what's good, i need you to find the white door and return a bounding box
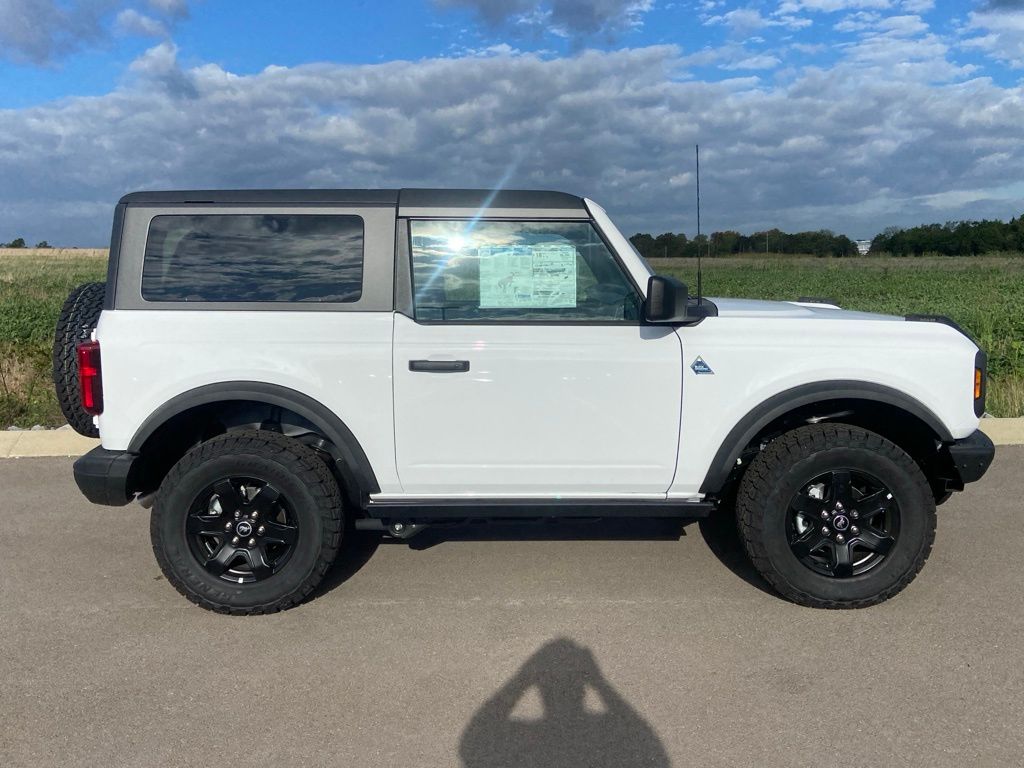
[391,218,683,498]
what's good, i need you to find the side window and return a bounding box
[409,220,641,322]
[142,214,364,303]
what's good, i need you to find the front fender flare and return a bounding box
[698,380,954,495]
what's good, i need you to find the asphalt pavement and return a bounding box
[2,450,1022,767]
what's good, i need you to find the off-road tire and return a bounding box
[52,281,106,436]
[151,430,343,615]
[736,423,936,608]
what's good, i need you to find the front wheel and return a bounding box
[151,431,343,614]
[736,424,936,608]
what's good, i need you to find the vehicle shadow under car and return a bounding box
[313,507,774,600]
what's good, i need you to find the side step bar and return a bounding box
[361,498,715,521]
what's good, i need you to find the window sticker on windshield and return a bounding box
[478,243,577,308]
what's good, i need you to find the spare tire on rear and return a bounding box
[52,282,106,437]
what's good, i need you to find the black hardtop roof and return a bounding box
[118,188,586,210]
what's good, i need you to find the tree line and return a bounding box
[8,212,1023,256]
[629,229,860,258]
[630,212,1024,259]
[869,216,1024,256]
[1,238,50,248]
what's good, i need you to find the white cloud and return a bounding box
[127,40,194,96]
[978,0,1024,10]
[834,10,926,35]
[790,42,827,53]
[877,14,928,36]
[147,0,188,17]
[435,0,654,39]
[678,42,783,69]
[115,9,167,37]
[840,29,973,82]
[824,6,970,83]
[705,7,812,33]
[2,44,1023,244]
[0,0,189,65]
[920,182,1024,211]
[721,53,782,69]
[834,11,882,32]
[0,0,106,65]
[962,3,1024,69]
[777,0,892,11]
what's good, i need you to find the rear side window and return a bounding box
[142,214,364,303]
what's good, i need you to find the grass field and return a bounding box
[1,250,1021,426]
[1,249,107,427]
[653,256,1024,417]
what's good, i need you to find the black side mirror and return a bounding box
[645,275,691,323]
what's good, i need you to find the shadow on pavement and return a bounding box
[312,511,774,600]
[698,506,775,597]
[459,638,671,767]
[389,513,774,596]
[312,528,381,597]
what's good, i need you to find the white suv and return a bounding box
[59,188,994,614]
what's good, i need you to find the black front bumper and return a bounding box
[73,447,138,506]
[944,429,995,486]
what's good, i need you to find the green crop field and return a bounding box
[653,255,1024,417]
[1,250,1021,427]
[1,249,107,427]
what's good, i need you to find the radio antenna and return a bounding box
[695,144,703,306]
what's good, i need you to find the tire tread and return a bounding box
[150,430,343,615]
[735,423,936,609]
[52,281,105,437]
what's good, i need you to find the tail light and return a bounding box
[76,340,103,415]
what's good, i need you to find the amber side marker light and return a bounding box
[973,349,987,417]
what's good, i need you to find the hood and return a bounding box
[709,297,902,322]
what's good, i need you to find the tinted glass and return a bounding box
[409,220,641,322]
[142,214,363,303]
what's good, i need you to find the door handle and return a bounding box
[408,359,470,373]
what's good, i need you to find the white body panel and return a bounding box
[95,310,404,494]
[391,313,683,496]
[666,307,980,498]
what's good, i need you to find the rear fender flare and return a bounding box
[129,381,380,500]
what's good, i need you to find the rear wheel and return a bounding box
[736,424,935,608]
[151,431,343,614]
[52,282,105,436]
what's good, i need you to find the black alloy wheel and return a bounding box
[186,477,300,584]
[787,469,900,579]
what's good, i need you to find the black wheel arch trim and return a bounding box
[699,380,954,495]
[128,381,381,500]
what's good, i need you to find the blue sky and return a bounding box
[1,0,1023,244]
